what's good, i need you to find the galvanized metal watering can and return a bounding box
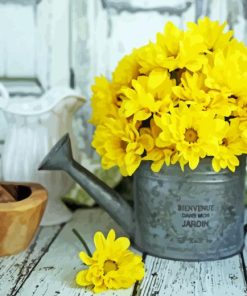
[39,134,246,261]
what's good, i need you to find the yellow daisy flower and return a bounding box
[212,119,245,172]
[92,115,144,176]
[140,119,179,172]
[187,17,233,52]
[148,69,176,111]
[76,229,145,293]
[155,104,225,170]
[176,30,207,72]
[120,76,157,121]
[172,71,210,105]
[206,91,235,117]
[155,21,183,71]
[90,76,118,125]
[136,42,164,74]
[204,48,247,101]
[137,21,206,73]
[155,21,207,72]
[135,22,183,74]
[112,52,140,87]
[173,71,234,116]
[120,70,175,121]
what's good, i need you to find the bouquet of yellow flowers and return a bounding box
[90,17,247,176]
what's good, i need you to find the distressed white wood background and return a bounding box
[0,208,247,296]
[1,0,247,152]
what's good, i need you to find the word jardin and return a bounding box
[182,220,209,228]
[90,17,247,176]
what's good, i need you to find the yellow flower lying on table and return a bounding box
[75,229,145,293]
[91,17,247,175]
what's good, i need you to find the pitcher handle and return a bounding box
[0,83,9,109]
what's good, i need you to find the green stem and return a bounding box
[72,228,92,257]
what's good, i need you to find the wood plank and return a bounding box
[137,255,247,296]
[3,207,247,296]
[16,208,136,296]
[0,225,62,296]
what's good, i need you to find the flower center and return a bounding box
[103,260,118,274]
[229,94,237,100]
[121,140,127,150]
[222,138,228,146]
[184,128,198,143]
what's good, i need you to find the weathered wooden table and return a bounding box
[1,208,247,296]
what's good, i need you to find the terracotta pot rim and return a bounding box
[0,182,48,211]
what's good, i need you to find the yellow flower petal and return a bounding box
[92,275,104,287]
[107,229,116,242]
[79,251,93,265]
[93,283,107,294]
[148,69,168,90]
[188,156,199,170]
[76,270,91,286]
[212,158,220,172]
[228,164,236,172]
[94,232,106,251]
[229,155,239,166]
[135,109,152,121]
[114,237,130,251]
[151,159,165,172]
[139,134,154,151]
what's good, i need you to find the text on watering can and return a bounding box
[178,205,215,228]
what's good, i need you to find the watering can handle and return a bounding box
[0,83,9,109]
[240,224,247,281]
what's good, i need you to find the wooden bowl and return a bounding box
[0,182,47,256]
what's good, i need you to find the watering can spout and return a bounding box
[38,134,135,238]
[38,134,73,171]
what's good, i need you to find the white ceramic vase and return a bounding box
[0,85,85,226]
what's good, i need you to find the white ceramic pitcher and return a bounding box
[0,84,85,225]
